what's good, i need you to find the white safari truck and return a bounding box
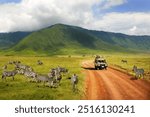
[94,56,108,70]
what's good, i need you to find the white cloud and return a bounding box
[0,0,100,32]
[130,26,137,32]
[100,0,127,9]
[89,12,150,35]
[0,0,150,35]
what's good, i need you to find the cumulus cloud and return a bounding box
[0,0,150,35]
[90,12,150,35]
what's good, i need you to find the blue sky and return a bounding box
[110,0,150,12]
[93,0,150,15]
[0,0,21,4]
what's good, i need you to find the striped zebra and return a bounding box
[132,65,144,79]
[2,70,18,80]
[15,63,27,70]
[58,67,68,74]
[50,68,62,86]
[24,70,37,79]
[71,74,78,92]
[35,74,54,87]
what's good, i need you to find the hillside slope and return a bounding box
[0,32,31,49]
[1,24,150,55]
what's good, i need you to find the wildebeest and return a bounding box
[37,60,43,65]
[71,74,78,92]
[121,60,127,64]
[2,70,18,80]
[132,65,144,79]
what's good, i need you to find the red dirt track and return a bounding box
[82,61,150,100]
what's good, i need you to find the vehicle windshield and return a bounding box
[96,60,105,62]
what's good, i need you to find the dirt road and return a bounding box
[82,61,150,100]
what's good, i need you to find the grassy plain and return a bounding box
[0,56,86,100]
[0,54,149,100]
[105,54,150,79]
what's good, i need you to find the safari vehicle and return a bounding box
[94,56,108,70]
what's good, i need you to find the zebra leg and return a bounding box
[2,75,5,80]
[49,81,54,88]
[142,73,144,79]
[12,76,14,80]
[72,84,75,92]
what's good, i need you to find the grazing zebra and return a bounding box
[121,60,127,63]
[55,73,62,85]
[35,75,54,87]
[58,67,68,73]
[24,70,37,79]
[17,69,25,75]
[52,68,62,85]
[2,70,18,80]
[15,63,27,70]
[37,60,43,65]
[71,74,78,92]
[132,65,144,79]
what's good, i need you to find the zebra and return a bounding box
[17,69,25,75]
[15,63,27,70]
[2,70,18,80]
[55,72,62,85]
[71,74,78,92]
[15,63,33,72]
[132,65,144,79]
[35,74,54,87]
[24,70,37,79]
[48,68,63,86]
[121,60,127,64]
[50,68,62,85]
[58,67,68,73]
[37,60,43,65]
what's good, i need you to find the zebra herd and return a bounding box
[121,59,145,79]
[1,60,78,92]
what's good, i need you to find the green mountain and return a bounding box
[0,32,31,49]
[1,24,150,55]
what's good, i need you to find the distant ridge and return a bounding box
[0,32,31,49]
[0,24,150,55]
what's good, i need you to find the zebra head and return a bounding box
[132,65,137,72]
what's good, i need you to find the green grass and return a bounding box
[0,54,149,100]
[0,56,87,100]
[105,53,150,79]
